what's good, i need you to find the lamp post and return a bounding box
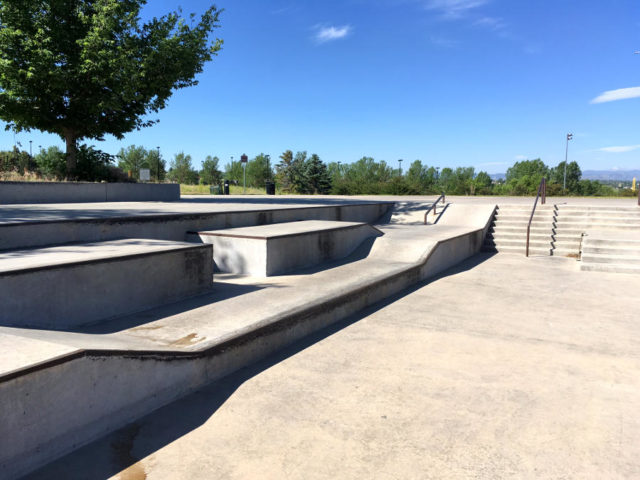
[563,133,573,193]
[156,146,160,182]
[29,140,32,159]
[398,159,403,176]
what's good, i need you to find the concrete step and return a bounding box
[188,220,382,276]
[581,254,640,265]
[557,205,640,213]
[582,246,640,256]
[0,239,213,329]
[491,226,552,234]
[583,238,640,248]
[551,248,580,258]
[483,245,551,256]
[556,219,640,227]
[581,263,640,274]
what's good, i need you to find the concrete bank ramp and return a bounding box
[0,202,496,479]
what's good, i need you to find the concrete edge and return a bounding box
[188,222,375,241]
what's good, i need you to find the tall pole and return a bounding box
[563,133,573,193]
[399,159,403,176]
[29,140,32,158]
[156,146,160,182]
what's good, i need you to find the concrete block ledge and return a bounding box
[0,181,179,204]
[0,223,488,479]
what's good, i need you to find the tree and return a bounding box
[549,161,581,194]
[304,154,332,194]
[246,153,274,188]
[275,150,295,193]
[117,145,148,180]
[473,171,493,195]
[167,152,198,184]
[34,146,66,179]
[224,159,243,184]
[200,156,222,185]
[0,2,223,177]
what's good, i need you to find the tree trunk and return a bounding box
[64,131,77,179]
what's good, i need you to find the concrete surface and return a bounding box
[191,220,383,276]
[0,201,391,251]
[25,252,640,480]
[0,182,179,204]
[0,239,213,329]
[0,204,495,478]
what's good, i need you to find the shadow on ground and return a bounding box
[24,252,496,480]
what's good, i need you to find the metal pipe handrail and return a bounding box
[526,177,546,257]
[424,192,446,225]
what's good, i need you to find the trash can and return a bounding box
[265,181,276,195]
[223,180,230,195]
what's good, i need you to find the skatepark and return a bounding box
[1,189,639,479]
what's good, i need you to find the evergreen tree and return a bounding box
[305,154,332,194]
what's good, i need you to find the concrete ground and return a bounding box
[2,194,637,224]
[28,252,640,480]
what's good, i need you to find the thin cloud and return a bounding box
[425,0,488,19]
[314,25,352,44]
[474,16,505,30]
[514,155,528,160]
[599,145,640,153]
[591,86,640,104]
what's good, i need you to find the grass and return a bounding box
[180,184,272,195]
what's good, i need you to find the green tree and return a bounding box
[167,152,198,184]
[246,153,274,188]
[34,146,66,179]
[147,149,166,182]
[275,150,295,193]
[549,161,581,194]
[224,159,243,184]
[200,155,222,185]
[304,154,332,194]
[405,160,437,194]
[473,171,493,195]
[0,1,222,177]
[503,159,549,195]
[117,145,148,180]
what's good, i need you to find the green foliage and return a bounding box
[473,171,493,195]
[303,154,332,194]
[0,1,223,176]
[200,155,222,185]
[167,152,198,184]
[405,160,437,194]
[117,145,166,181]
[549,161,581,194]
[223,159,243,184]
[0,147,35,174]
[246,153,274,188]
[34,146,65,179]
[74,144,117,182]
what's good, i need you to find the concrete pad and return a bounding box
[0,239,213,329]
[26,253,640,480]
[190,220,383,276]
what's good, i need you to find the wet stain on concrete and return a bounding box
[110,424,147,480]
[170,333,205,347]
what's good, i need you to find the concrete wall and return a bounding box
[0,243,213,330]
[0,182,179,204]
[0,203,391,251]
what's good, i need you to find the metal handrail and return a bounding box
[423,192,446,225]
[525,177,547,257]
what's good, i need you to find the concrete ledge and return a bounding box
[0,182,179,204]
[190,220,384,276]
[0,239,213,329]
[0,222,492,478]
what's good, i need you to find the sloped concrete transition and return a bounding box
[0,196,636,478]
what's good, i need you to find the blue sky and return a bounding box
[2,0,639,173]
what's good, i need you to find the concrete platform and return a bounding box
[189,220,383,276]
[0,239,213,330]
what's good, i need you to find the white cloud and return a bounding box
[314,25,352,43]
[514,155,528,160]
[599,145,640,153]
[425,0,488,18]
[591,86,640,104]
[473,16,505,30]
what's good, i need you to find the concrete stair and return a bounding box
[581,235,640,274]
[483,205,555,255]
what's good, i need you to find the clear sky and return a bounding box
[2,0,639,173]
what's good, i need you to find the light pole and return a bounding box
[563,133,573,193]
[398,159,403,176]
[156,146,160,182]
[29,140,32,159]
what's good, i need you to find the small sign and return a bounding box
[240,154,248,163]
[139,169,151,182]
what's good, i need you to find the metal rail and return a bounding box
[525,177,547,257]
[423,193,446,225]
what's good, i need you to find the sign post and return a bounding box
[241,154,248,194]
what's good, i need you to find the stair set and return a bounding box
[484,204,640,274]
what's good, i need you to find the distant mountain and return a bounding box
[582,170,640,181]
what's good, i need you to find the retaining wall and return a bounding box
[0,182,179,204]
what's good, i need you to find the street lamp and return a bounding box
[241,154,248,194]
[398,159,403,176]
[563,133,573,193]
[156,146,160,182]
[29,140,32,158]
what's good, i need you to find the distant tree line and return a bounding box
[0,145,635,197]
